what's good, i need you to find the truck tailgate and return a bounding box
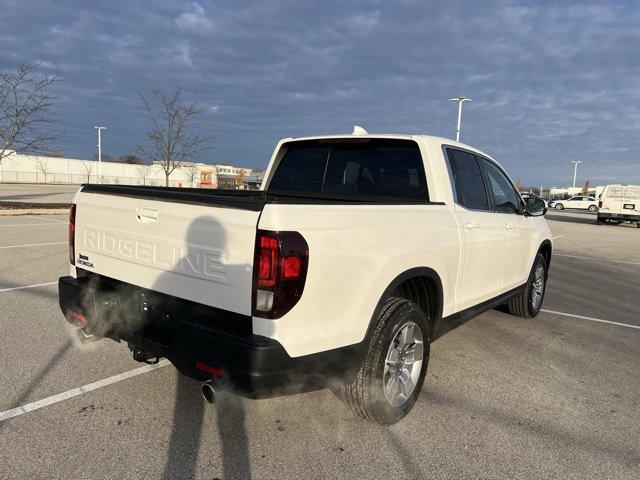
[73,187,262,315]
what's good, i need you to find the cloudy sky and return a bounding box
[2,0,639,186]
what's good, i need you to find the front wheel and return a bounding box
[341,297,430,425]
[589,205,598,212]
[507,253,547,318]
[555,203,564,210]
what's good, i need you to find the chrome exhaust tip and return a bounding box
[201,381,216,404]
[77,327,99,344]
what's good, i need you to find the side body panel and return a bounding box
[254,202,461,357]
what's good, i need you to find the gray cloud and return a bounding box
[2,0,639,186]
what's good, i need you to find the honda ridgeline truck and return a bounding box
[59,129,552,425]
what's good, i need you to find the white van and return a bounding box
[597,184,640,227]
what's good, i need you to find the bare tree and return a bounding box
[581,180,591,195]
[235,168,247,189]
[136,88,214,186]
[135,164,152,186]
[34,157,50,183]
[80,160,93,183]
[92,153,113,163]
[515,179,525,192]
[119,154,142,164]
[183,164,199,187]
[0,63,62,165]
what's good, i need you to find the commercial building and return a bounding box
[0,151,263,189]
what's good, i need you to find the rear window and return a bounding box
[267,139,428,201]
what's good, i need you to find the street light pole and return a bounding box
[571,160,581,191]
[449,96,471,142]
[94,126,106,184]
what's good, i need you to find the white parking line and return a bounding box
[0,360,170,423]
[542,309,640,330]
[0,282,57,293]
[0,242,66,250]
[28,216,67,223]
[554,253,640,266]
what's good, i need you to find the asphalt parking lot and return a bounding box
[0,183,78,203]
[0,209,638,479]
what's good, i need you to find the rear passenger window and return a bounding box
[446,149,489,210]
[268,139,428,201]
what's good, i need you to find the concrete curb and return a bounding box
[0,209,69,216]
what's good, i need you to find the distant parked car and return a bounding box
[549,196,598,212]
[597,184,640,227]
[521,193,548,210]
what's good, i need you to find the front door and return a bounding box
[479,158,536,290]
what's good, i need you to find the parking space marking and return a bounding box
[0,241,66,250]
[555,253,640,266]
[0,360,170,423]
[542,309,640,331]
[0,282,57,293]
[27,216,67,223]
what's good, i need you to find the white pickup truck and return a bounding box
[59,130,552,425]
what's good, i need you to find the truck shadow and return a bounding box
[6,338,72,410]
[544,213,596,224]
[155,215,252,479]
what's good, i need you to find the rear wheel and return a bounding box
[589,205,598,212]
[341,297,429,425]
[507,253,547,318]
[555,203,564,210]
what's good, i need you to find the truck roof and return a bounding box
[282,132,493,160]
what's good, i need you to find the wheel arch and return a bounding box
[537,239,553,274]
[366,267,444,341]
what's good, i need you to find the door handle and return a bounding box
[465,221,479,230]
[506,223,515,230]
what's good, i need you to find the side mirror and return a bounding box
[525,197,546,217]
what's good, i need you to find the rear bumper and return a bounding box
[598,212,640,222]
[59,274,360,398]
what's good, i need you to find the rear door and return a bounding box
[603,186,624,215]
[445,148,505,309]
[622,186,640,216]
[73,189,261,315]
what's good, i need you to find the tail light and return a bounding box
[69,204,76,265]
[598,200,603,208]
[252,230,308,319]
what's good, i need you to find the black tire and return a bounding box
[507,253,547,318]
[589,205,598,212]
[341,297,430,425]
[555,203,564,210]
